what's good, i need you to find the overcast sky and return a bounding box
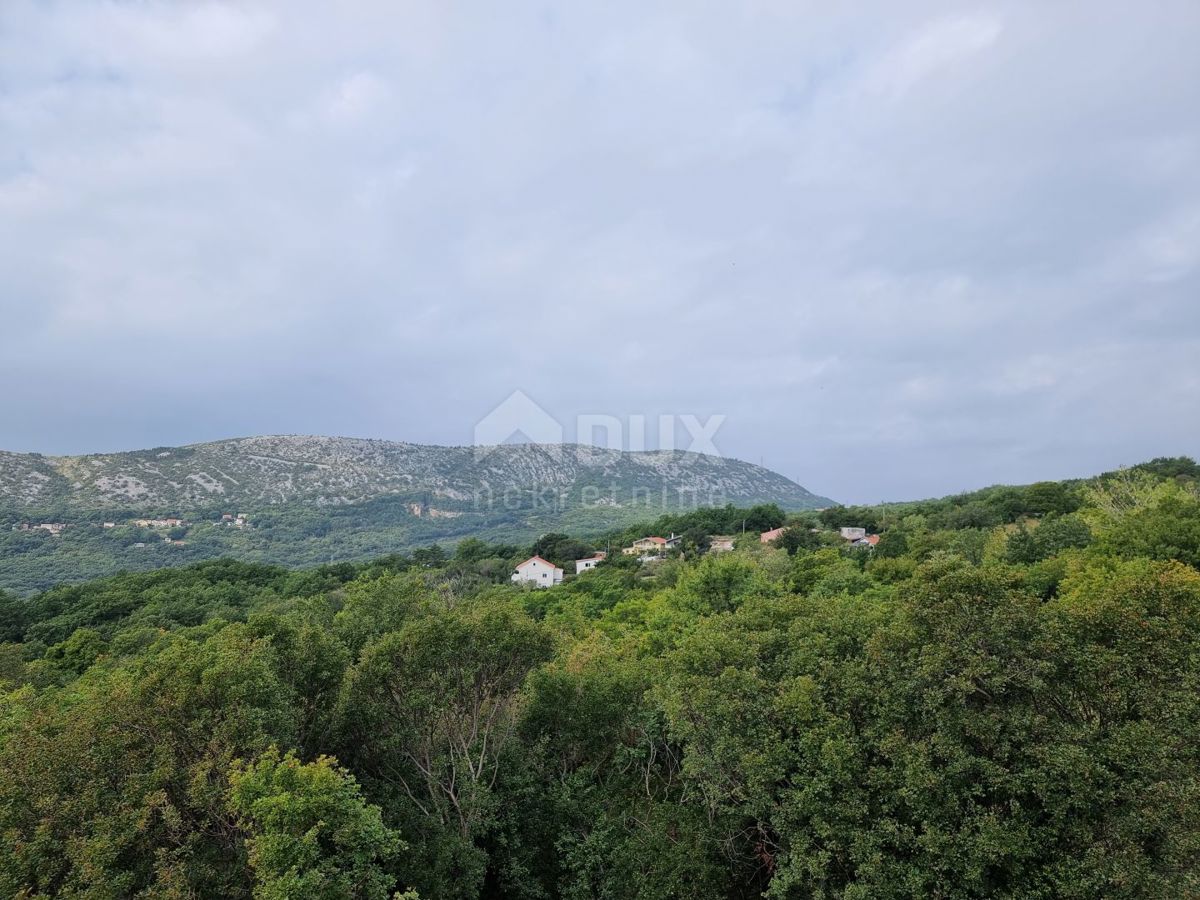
[2,2,1198,503]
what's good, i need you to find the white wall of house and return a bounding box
[512,557,563,587]
[576,557,602,574]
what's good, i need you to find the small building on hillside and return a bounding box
[709,536,735,553]
[625,536,667,555]
[850,534,880,549]
[575,552,606,574]
[133,517,186,529]
[760,527,786,544]
[839,526,867,541]
[664,533,682,549]
[512,556,564,588]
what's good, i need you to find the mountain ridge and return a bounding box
[0,434,834,513]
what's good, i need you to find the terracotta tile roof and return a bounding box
[518,555,562,571]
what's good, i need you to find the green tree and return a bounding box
[411,544,448,567]
[874,527,910,558]
[1024,479,1080,516]
[682,525,712,555]
[774,525,821,556]
[453,537,492,564]
[228,747,406,900]
[0,625,294,897]
[531,532,592,569]
[42,626,108,676]
[337,598,553,898]
[0,590,26,643]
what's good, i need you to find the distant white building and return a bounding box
[575,552,606,574]
[512,556,563,588]
[839,527,867,541]
[709,536,735,553]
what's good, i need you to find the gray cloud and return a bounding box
[2,0,1198,502]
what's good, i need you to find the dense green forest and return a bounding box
[2,458,1200,898]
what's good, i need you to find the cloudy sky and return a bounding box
[2,1,1198,503]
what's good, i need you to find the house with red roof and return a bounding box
[631,536,667,551]
[760,527,786,544]
[512,555,563,587]
[575,551,607,574]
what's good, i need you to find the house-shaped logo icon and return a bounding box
[473,390,563,461]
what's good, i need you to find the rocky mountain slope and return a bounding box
[0,436,832,514]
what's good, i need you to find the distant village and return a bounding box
[11,511,879,583]
[10,512,250,547]
[512,524,880,588]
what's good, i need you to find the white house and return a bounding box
[512,555,564,588]
[839,527,867,541]
[575,552,606,574]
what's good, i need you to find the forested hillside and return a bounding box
[0,436,831,595]
[2,459,1199,897]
